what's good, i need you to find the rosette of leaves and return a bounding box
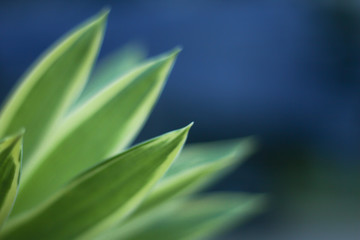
[0,10,265,240]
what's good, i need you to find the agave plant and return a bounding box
[0,10,264,240]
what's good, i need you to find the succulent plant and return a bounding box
[0,10,264,240]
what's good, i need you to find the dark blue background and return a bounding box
[1,0,360,239]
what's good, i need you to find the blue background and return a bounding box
[1,0,360,239]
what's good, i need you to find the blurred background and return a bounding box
[1,0,360,239]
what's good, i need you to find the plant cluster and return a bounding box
[0,10,264,240]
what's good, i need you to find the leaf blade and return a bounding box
[13,49,180,216]
[0,10,107,166]
[101,193,266,240]
[0,124,191,240]
[130,138,257,218]
[0,132,23,227]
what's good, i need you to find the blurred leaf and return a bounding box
[130,138,257,218]
[0,132,23,227]
[76,42,147,105]
[0,10,107,165]
[1,124,192,240]
[13,48,180,216]
[101,193,266,240]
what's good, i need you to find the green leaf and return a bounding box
[100,193,266,240]
[130,138,257,219]
[13,48,180,216]
[0,10,107,166]
[1,124,192,240]
[76,42,147,106]
[0,132,23,227]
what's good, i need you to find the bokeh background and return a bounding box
[1,0,360,239]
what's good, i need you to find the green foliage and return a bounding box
[103,193,265,240]
[0,10,264,240]
[0,132,23,228]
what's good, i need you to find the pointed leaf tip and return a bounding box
[175,122,193,137]
[96,8,110,22]
[157,47,182,64]
[170,46,182,57]
[100,7,111,16]
[184,122,194,131]
[1,131,24,148]
[87,9,109,29]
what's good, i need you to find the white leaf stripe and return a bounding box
[0,133,23,227]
